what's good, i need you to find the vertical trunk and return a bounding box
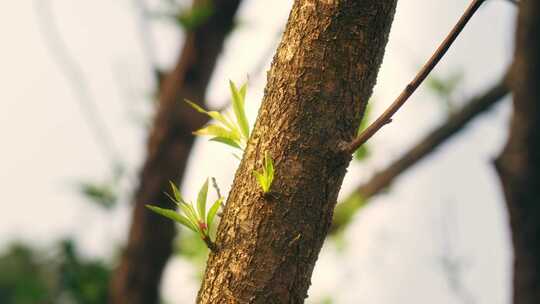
[109,1,241,303]
[197,1,397,303]
[495,1,540,303]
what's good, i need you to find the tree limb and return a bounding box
[331,77,509,233]
[344,0,487,154]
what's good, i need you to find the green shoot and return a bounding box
[146,178,223,251]
[186,81,250,150]
[253,152,274,194]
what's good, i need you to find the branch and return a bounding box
[344,0,487,154]
[331,77,509,233]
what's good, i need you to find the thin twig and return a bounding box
[211,177,223,198]
[211,177,226,211]
[330,76,509,233]
[344,0,487,154]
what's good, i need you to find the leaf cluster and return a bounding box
[186,81,250,151]
[149,81,276,250]
[146,179,222,249]
[253,152,274,194]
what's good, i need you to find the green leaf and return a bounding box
[207,197,222,230]
[253,153,275,193]
[239,83,247,105]
[265,152,274,181]
[194,125,241,144]
[184,99,206,114]
[253,170,268,193]
[210,137,242,150]
[169,181,183,203]
[146,205,198,232]
[197,179,209,220]
[208,111,235,130]
[185,99,235,130]
[229,80,250,139]
[178,201,200,230]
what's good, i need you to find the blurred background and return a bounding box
[0,0,516,303]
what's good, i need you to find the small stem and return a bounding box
[211,177,222,198]
[211,177,226,210]
[203,236,218,252]
[344,0,486,154]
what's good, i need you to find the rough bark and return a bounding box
[109,1,242,303]
[197,1,397,303]
[495,1,540,303]
[331,78,509,233]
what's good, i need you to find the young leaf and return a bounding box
[210,137,242,150]
[253,153,275,193]
[185,99,235,130]
[265,152,274,186]
[194,125,240,142]
[253,170,268,193]
[197,179,209,220]
[239,82,247,105]
[229,80,250,139]
[207,197,223,230]
[169,181,183,203]
[146,205,198,233]
[178,201,200,229]
[184,99,206,113]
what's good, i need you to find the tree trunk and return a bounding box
[494,1,540,303]
[109,1,242,303]
[197,1,397,303]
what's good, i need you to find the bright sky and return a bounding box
[0,0,516,303]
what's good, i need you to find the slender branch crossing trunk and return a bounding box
[109,1,242,303]
[495,1,540,303]
[331,78,509,233]
[197,1,397,303]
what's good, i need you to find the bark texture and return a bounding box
[495,1,540,303]
[331,78,509,233]
[109,1,241,303]
[197,1,397,303]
